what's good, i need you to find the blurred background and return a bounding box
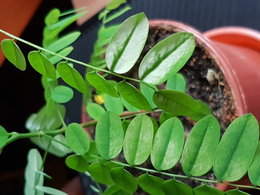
[0,0,259,194]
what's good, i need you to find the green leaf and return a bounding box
[95,112,124,159]
[159,112,176,124]
[104,185,129,195]
[106,13,149,74]
[166,73,186,92]
[151,118,184,170]
[225,189,250,195]
[82,141,99,163]
[48,46,74,64]
[123,114,154,165]
[121,98,139,112]
[51,85,74,103]
[36,186,67,195]
[104,94,124,115]
[139,32,195,84]
[86,72,118,97]
[193,185,224,195]
[28,51,56,79]
[214,114,259,182]
[88,162,114,185]
[45,8,60,26]
[46,31,81,53]
[1,39,26,71]
[162,179,193,195]
[98,25,120,39]
[106,0,126,10]
[65,154,89,172]
[24,149,44,195]
[0,126,9,148]
[104,6,131,24]
[181,115,220,176]
[140,83,157,109]
[153,90,211,121]
[65,123,90,155]
[137,174,164,195]
[86,103,106,120]
[117,81,151,111]
[110,167,138,194]
[57,62,87,93]
[248,142,260,186]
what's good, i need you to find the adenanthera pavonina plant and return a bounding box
[0,1,260,195]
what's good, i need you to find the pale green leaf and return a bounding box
[48,46,74,64]
[45,8,60,26]
[166,73,186,92]
[65,154,89,172]
[36,186,67,195]
[106,0,126,10]
[51,85,74,103]
[104,94,124,114]
[86,103,106,120]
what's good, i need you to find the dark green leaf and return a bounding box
[48,46,74,64]
[139,32,195,84]
[95,112,124,159]
[225,189,250,195]
[214,114,259,182]
[153,90,211,121]
[162,179,193,195]
[88,162,114,185]
[166,73,186,92]
[86,72,118,97]
[140,83,157,109]
[137,174,164,195]
[248,142,260,186]
[1,39,26,71]
[106,0,126,10]
[28,51,56,79]
[117,81,151,111]
[36,186,67,195]
[65,123,90,155]
[193,185,224,195]
[104,94,124,114]
[106,13,149,74]
[110,167,138,194]
[57,62,87,93]
[65,154,89,172]
[51,85,74,103]
[86,103,106,120]
[123,114,154,165]
[151,118,184,170]
[0,126,8,148]
[182,115,220,176]
[45,8,60,26]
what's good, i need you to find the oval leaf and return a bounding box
[104,184,129,195]
[65,123,90,155]
[65,154,89,172]
[123,114,154,165]
[166,73,186,92]
[104,94,124,114]
[88,162,114,185]
[181,115,220,176]
[51,85,74,103]
[138,32,195,84]
[193,185,224,195]
[117,81,151,111]
[86,103,106,120]
[95,112,124,159]
[153,90,211,121]
[0,126,9,148]
[214,114,259,182]
[137,174,164,195]
[86,72,118,97]
[28,51,56,79]
[106,13,149,74]
[162,179,193,195]
[151,118,184,170]
[248,142,260,186]
[57,62,87,93]
[110,167,138,194]
[1,39,26,70]
[140,83,157,109]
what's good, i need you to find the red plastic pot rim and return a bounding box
[204,26,260,52]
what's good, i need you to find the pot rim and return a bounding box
[149,19,246,117]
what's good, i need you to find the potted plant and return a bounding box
[0,1,259,195]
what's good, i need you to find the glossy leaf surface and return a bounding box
[106,13,148,74]
[166,73,186,92]
[162,179,193,195]
[86,103,106,120]
[153,90,211,121]
[193,185,224,195]
[137,174,164,195]
[139,32,195,84]
[151,118,184,170]
[95,112,124,159]
[214,114,259,181]
[65,123,90,155]
[123,115,154,165]
[110,167,138,194]
[51,85,74,103]
[248,142,260,186]
[65,154,89,172]
[182,115,220,176]
[57,62,87,93]
[86,72,118,97]
[1,39,26,71]
[117,81,151,111]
